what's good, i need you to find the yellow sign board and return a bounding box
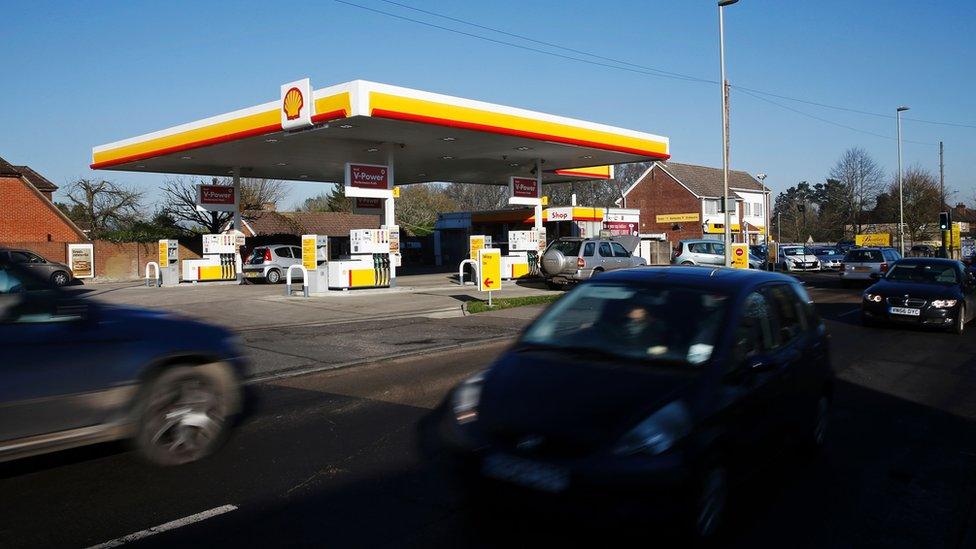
[704,222,741,234]
[855,233,890,247]
[656,213,700,224]
[946,222,962,250]
[469,235,486,260]
[730,243,750,269]
[478,248,502,292]
[392,186,401,198]
[158,241,168,265]
[302,235,317,271]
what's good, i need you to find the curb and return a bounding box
[245,335,513,385]
[233,305,466,333]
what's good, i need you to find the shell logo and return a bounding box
[283,87,304,121]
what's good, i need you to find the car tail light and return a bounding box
[577,257,585,268]
[264,249,273,262]
[880,262,888,273]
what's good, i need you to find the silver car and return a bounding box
[840,247,902,285]
[243,244,304,284]
[541,237,646,289]
[777,246,821,272]
[671,239,726,266]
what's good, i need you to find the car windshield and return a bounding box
[521,283,729,366]
[816,248,839,255]
[886,263,959,285]
[549,240,582,256]
[783,247,808,256]
[846,250,883,262]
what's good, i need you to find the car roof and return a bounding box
[894,257,960,267]
[591,265,797,293]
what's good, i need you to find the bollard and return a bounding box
[458,259,478,286]
[285,265,309,298]
[145,262,161,287]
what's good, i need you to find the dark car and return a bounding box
[0,248,74,287]
[861,258,976,334]
[0,255,247,465]
[425,267,833,539]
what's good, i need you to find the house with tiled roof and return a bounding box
[0,156,87,244]
[621,161,772,244]
[226,210,380,238]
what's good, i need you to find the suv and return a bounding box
[840,247,902,285]
[0,248,74,287]
[541,237,646,289]
[243,244,304,284]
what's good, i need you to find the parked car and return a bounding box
[777,245,821,272]
[0,248,74,287]
[836,240,855,253]
[861,258,976,334]
[750,244,768,259]
[810,247,844,270]
[840,247,901,285]
[672,239,725,266]
[909,244,936,257]
[424,267,833,540]
[0,256,247,465]
[243,244,304,284]
[541,237,646,290]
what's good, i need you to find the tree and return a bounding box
[395,184,457,236]
[443,183,507,211]
[772,181,818,243]
[100,210,184,243]
[160,176,290,233]
[876,165,940,244]
[828,147,885,235]
[65,179,144,238]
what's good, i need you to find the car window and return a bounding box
[583,242,595,257]
[731,291,774,367]
[291,247,303,258]
[275,247,293,258]
[688,242,709,254]
[611,242,630,257]
[599,242,613,257]
[550,240,582,256]
[766,285,805,346]
[790,283,822,333]
[845,250,882,262]
[710,243,725,256]
[9,251,30,263]
[886,263,960,285]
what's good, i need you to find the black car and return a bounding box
[425,267,833,539]
[861,258,976,334]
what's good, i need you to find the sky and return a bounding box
[2,0,974,211]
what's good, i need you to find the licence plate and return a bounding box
[855,266,871,272]
[244,271,260,278]
[889,306,921,316]
[482,454,569,493]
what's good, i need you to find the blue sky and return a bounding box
[2,0,974,209]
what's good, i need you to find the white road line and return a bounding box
[85,504,238,549]
[838,308,861,317]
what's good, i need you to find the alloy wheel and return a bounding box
[144,375,224,464]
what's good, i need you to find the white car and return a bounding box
[778,246,821,272]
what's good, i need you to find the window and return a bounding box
[845,249,883,262]
[742,202,751,216]
[754,202,763,217]
[731,291,774,366]
[291,247,303,258]
[275,247,293,258]
[710,243,725,256]
[583,242,595,257]
[767,285,804,346]
[703,199,719,215]
[9,251,30,263]
[26,253,45,263]
[599,242,613,257]
[550,240,582,256]
[611,242,630,257]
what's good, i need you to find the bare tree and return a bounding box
[395,184,458,236]
[65,179,144,238]
[160,176,290,233]
[443,183,507,211]
[828,147,885,236]
[876,165,941,244]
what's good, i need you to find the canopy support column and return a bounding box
[534,159,543,231]
[233,167,242,284]
[385,151,397,287]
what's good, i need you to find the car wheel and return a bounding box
[591,268,604,278]
[51,271,70,287]
[954,306,966,335]
[545,280,562,291]
[680,261,694,266]
[266,269,282,284]
[693,467,727,540]
[134,363,238,466]
[801,394,830,454]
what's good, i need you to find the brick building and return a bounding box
[0,156,87,246]
[621,161,771,244]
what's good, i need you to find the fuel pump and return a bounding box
[302,234,330,293]
[158,239,180,286]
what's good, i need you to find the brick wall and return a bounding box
[626,166,703,242]
[4,240,202,282]
[0,176,84,242]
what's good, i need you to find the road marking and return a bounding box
[838,308,860,317]
[85,504,238,548]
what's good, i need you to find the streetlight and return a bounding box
[757,172,770,270]
[897,106,909,255]
[719,0,738,266]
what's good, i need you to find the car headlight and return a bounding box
[931,299,957,308]
[614,401,692,456]
[452,371,485,424]
[864,293,883,303]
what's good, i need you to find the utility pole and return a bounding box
[940,141,946,258]
[718,0,738,266]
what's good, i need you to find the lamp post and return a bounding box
[719,0,738,266]
[897,106,909,255]
[757,172,770,270]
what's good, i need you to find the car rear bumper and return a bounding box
[840,270,875,280]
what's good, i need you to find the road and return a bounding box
[3,274,976,548]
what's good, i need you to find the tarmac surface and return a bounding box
[4,271,976,548]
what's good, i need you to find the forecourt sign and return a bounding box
[479,247,502,306]
[197,184,237,212]
[91,79,670,293]
[730,243,750,269]
[68,243,94,279]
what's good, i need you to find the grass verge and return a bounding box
[466,294,561,314]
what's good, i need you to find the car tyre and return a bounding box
[133,363,239,466]
[800,394,830,454]
[51,271,70,287]
[680,261,694,266]
[953,306,966,335]
[265,269,282,284]
[545,280,562,291]
[691,466,727,541]
[590,267,604,278]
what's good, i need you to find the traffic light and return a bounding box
[939,211,950,231]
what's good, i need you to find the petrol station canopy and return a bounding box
[91,80,670,185]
